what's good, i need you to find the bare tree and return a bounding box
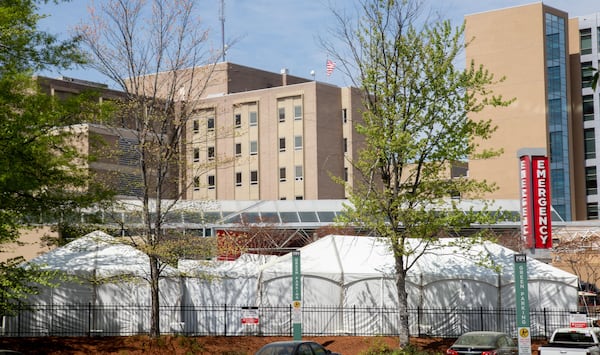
[322,0,512,347]
[75,0,228,337]
[553,231,600,306]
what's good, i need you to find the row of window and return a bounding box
[586,165,597,196]
[580,27,600,56]
[192,166,305,190]
[583,94,595,121]
[581,61,599,89]
[587,202,598,219]
[192,136,305,162]
[278,105,303,122]
[191,107,351,135]
[191,106,302,134]
[578,27,599,220]
[584,128,596,160]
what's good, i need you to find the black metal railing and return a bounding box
[1,304,597,338]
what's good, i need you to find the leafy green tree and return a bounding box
[323,0,512,347]
[0,0,84,74]
[0,0,108,314]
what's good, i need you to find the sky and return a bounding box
[37,0,600,89]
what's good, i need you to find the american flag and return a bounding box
[326,59,336,76]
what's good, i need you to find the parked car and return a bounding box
[539,327,600,355]
[446,331,518,355]
[255,340,341,355]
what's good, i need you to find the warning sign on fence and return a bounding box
[241,307,259,325]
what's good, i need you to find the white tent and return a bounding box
[178,254,276,334]
[24,231,183,335]
[179,253,276,305]
[257,235,579,335]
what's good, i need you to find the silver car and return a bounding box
[255,340,341,355]
[446,331,518,355]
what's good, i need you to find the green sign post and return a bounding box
[514,254,531,355]
[292,251,302,340]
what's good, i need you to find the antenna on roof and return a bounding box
[220,0,226,62]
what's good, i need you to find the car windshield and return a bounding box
[455,334,497,347]
[256,343,296,355]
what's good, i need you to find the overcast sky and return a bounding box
[38,0,600,88]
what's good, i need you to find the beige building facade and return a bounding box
[183,63,363,201]
[465,3,587,221]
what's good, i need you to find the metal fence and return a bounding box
[1,304,597,338]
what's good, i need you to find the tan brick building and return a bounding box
[465,3,587,221]
[181,63,364,201]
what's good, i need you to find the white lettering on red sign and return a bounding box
[532,157,551,248]
[519,156,533,248]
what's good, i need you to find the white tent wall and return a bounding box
[256,235,579,336]
[181,277,258,335]
[179,254,274,335]
[95,277,183,335]
[17,231,184,336]
[13,233,579,336]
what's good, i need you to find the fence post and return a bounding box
[480,307,484,331]
[417,306,421,336]
[543,308,548,339]
[88,303,91,337]
[224,304,227,336]
[17,302,21,337]
[353,305,356,336]
[289,304,292,337]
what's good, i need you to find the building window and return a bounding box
[193,148,200,162]
[235,143,242,157]
[250,140,258,155]
[587,202,599,219]
[344,167,348,182]
[193,176,200,191]
[279,167,287,182]
[342,108,347,123]
[581,28,592,55]
[294,105,302,120]
[250,170,258,185]
[278,107,285,122]
[295,165,303,181]
[343,138,347,153]
[249,111,258,126]
[549,132,563,164]
[294,135,303,150]
[207,175,215,189]
[207,117,215,131]
[236,172,242,187]
[548,99,562,126]
[583,95,595,121]
[586,166,597,196]
[234,113,242,128]
[207,146,215,161]
[295,196,303,200]
[193,120,199,133]
[585,128,596,159]
[582,61,594,88]
[279,137,286,152]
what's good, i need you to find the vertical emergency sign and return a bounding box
[292,250,302,340]
[518,149,552,249]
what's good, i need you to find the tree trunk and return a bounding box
[149,254,160,338]
[396,259,410,347]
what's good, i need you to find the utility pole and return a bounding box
[220,0,226,62]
